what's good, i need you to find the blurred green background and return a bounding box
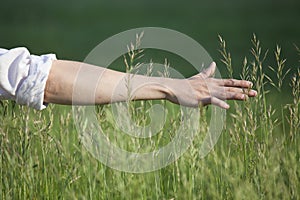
[1,0,299,76]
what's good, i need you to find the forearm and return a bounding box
[44,60,170,105]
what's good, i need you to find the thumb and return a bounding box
[200,62,216,78]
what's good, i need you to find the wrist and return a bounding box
[131,76,171,101]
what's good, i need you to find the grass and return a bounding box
[1,35,300,199]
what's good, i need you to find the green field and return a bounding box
[1,0,300,199]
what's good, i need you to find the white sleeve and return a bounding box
[0,47,56,110]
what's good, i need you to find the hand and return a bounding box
[165,62,257,109]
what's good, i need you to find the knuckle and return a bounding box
[236,93,244,99]
[229,78,235,83]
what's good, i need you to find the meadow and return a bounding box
[1,35,300,199]
[1,0,300,199]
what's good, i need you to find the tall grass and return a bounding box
[1,36,300,199]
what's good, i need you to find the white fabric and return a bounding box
[0,47,56,110]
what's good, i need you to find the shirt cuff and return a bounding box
[15,53,56,110]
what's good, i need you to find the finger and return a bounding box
[212,90,246,101]
[201,97,230,109]
[212,87,256,100]
[200,62,216,78]
[225,92,247,101]
[225,87,257,97]
[210,97,230,109]
[218,79,253,88]
[248,89,257,97]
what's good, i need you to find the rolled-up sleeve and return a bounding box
[0,47,56,110]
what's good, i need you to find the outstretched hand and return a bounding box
[166,62,257,109]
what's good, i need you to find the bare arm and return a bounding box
[44,60,257,109]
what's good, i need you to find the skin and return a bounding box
[44,61,257,109]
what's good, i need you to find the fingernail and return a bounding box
[251,90,257,96]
